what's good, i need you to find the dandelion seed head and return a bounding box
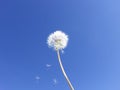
[47,30,68,50]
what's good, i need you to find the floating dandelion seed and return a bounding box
[46,64,52,68]
[53,78,58,85]
[47,30,74,90]
[35,76,40,80]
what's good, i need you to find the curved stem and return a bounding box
[57,50,74,90]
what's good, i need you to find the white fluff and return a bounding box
[47,30,68,50]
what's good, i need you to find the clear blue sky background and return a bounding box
[0,0,120,90]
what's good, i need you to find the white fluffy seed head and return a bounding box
[47,30,68,50]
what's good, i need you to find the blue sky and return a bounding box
[0,0,120,90]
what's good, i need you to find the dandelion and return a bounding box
[47,30,74,90]
[47,30,68,50]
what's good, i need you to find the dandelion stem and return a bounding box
[57,50,74,90]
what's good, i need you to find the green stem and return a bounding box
[57,50,74,90]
